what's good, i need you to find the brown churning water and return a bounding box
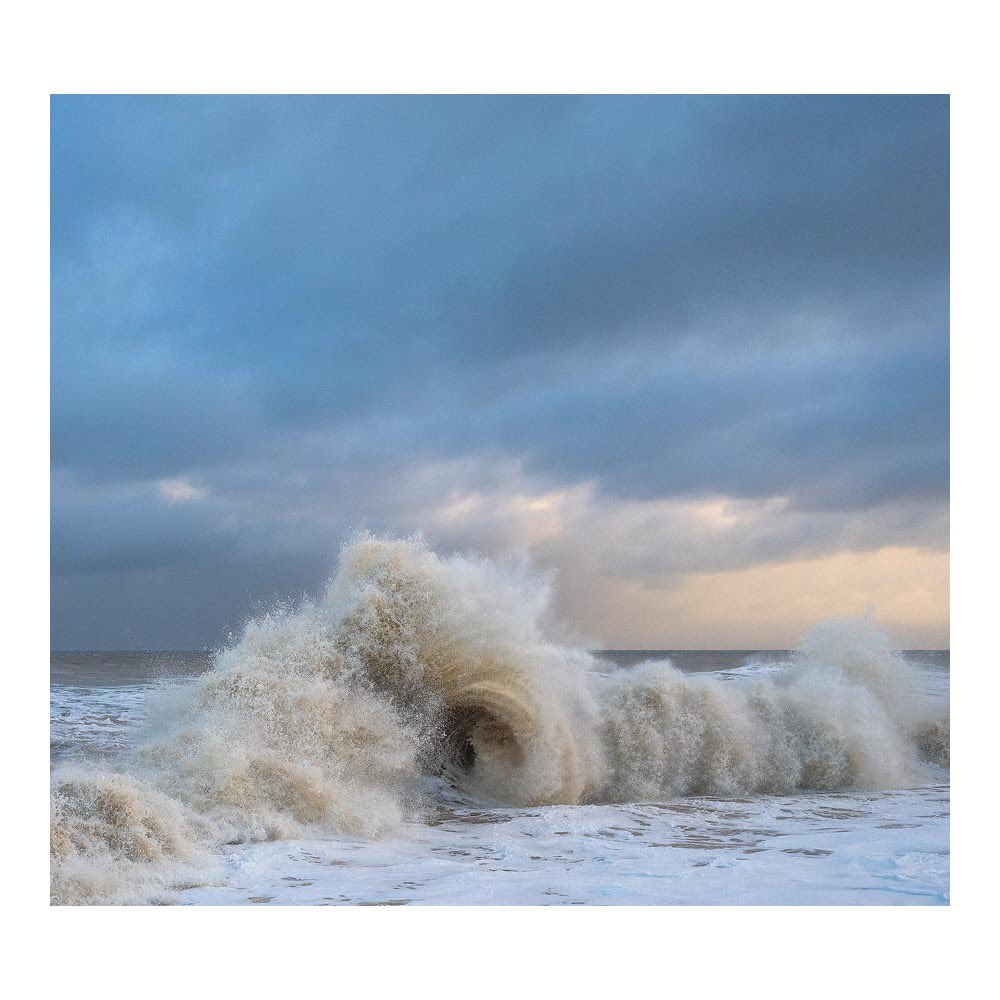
[50,533,949,905]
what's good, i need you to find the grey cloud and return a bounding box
[50,95,949,647]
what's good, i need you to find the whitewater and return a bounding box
[50,533,950,905]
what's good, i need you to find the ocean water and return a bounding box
[50,535,949,906]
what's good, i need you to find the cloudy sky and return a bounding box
[51,95,949,650]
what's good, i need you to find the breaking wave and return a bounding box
[50,532,949,904]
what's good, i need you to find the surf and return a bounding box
[50,531,949,904]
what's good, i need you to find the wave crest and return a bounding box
[51,532,948,904]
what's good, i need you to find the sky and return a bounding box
[50,95,949,650]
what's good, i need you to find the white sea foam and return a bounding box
[50,684,151,760]
[181,784,950,906]
[50,532,949,904]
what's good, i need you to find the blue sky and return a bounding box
[51,95,949,649]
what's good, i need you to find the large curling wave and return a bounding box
[50,533,949,904]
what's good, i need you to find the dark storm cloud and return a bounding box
[50,94,949,647]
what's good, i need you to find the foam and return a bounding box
[50,532,949,904]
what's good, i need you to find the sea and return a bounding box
[50,535,950,906]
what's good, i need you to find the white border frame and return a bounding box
[7,0,996,993]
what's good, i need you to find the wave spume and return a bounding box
[50,533,948,904]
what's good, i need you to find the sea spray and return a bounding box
[50,532,949,904]
[597,620,946,802]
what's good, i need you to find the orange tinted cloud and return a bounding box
[556,546,948,649]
